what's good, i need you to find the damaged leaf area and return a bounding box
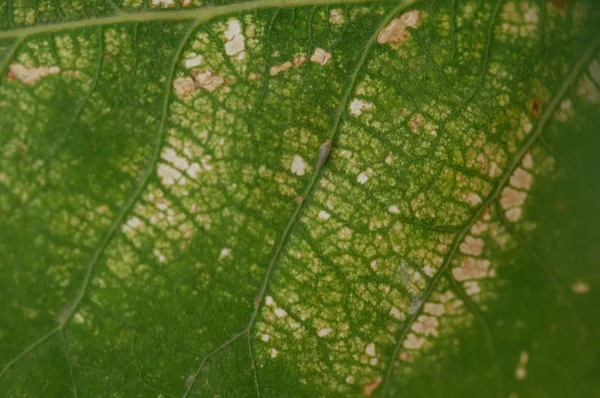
[0,0,599,397]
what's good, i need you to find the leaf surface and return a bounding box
[1,0,599,397]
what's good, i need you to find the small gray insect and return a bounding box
[316,140,332,170]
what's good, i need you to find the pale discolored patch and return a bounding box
[192,69,225,92]
[122,216,143,233]
[173,77,196,97]
[269,55,306,76]
[464,280,481,295]
[310,48,332,66]
[423,302,445,316]
[291,155,307,176]
[150,0,175,7]
[357,172,369,184]
[409,113,425,132]
[459,236,484,256]
[318,210,331,221]
[590,59,600,84]
[7,63,61,85]
[388,205,400,214]
[274,308,287,318]
[489,162,503,178]
[576,75,600,103]
[224,19,246,58]
[521,153,534,169]
[162,148,189,170]
[452,257,491,281]
[403,333,426,349]
[365,342,376,356]
[329,9,345,25]
[157,163,181,186]
[510,168,533,190]
[501,187,527,209]
[317,328,332,337]
[390,306,405,320]
[153,248,167,263]
[424,264,435,277]
[399,351,413,363]
[515,351,529,380]
[411,315,439,336]
[571,281,590,294]
[362,376,382,397]
[349,98,374,115]
[385,152,394,165]
[505,207,523,222]
[464,192,482,207]
[356,168,372,185]
[173,68,224,98]
[377,10,422,45]
[470,221,488,236]
[184,53,203,68]
[499,153,537,222]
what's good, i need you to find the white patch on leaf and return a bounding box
[224,19,245,59]
[7,63,61,85]
[365,342,376,356]
[310,48,332,66]
[349,98,374,115]
[291,155,307,176]
[184,53,203,68]
[388,205,400,214]
[318,210,330,220]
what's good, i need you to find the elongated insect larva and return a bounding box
[316,140,332,170]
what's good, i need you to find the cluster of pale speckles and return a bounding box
[2,1,589,395]
[121,186,195,266]
[500,153,535,222]
[397,287,466,364]
[173,16,264,98]
[452,208,506,300]
[147,0,194,8]
[5,33,93,87]
[576,58,600,104]
[394,204,517,367]
[156,136,214,188]
[497,1,540,42]
[514,350,529,380]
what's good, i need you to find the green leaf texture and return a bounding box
[1,0,599,396]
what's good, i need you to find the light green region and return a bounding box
[0,0,599,397]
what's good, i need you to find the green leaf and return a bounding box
[1,0,599,396]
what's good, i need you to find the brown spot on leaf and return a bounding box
[409,113,425,132]
[362,376,382,396]
[530,98,541,117]
[552,0,567,11]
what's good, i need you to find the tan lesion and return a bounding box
[377,10,422,46]
[7,63,61,85]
